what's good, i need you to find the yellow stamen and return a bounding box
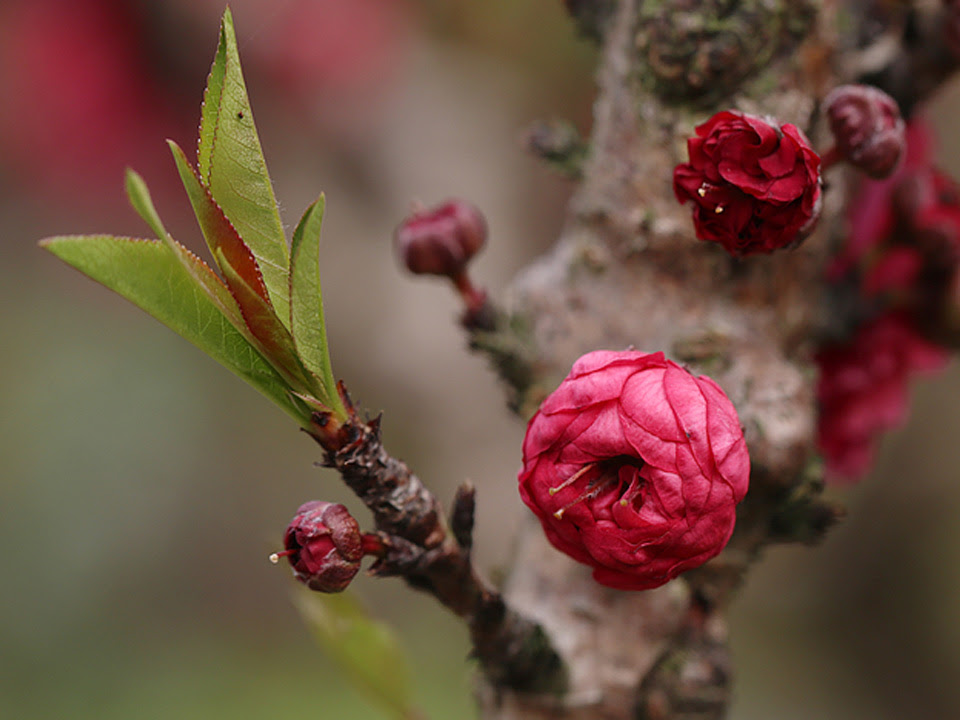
[549,462,596,496]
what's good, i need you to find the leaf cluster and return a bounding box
[41,9,344,426]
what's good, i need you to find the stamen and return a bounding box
[269,549,296,564]
[618,473,644,509]
[548,462,596,496]
[550,456,646,519]
[553,483,606,519]
[714,205,724,214]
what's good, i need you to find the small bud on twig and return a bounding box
[394,199,494,329]
[273,501,384,593]
[394,199,486,279]
[822,84,905,179]
[524,119,587,179]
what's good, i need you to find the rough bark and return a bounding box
[479,1,839,717]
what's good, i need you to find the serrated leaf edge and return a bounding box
[169,139,272,304]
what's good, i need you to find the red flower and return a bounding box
[816,314,948,481]
[673,111,822,256]
[518,350,750,591]
[279,501,365,592]
[861,246,923,297]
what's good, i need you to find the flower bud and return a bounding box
[276,501,364,592]
[824,84,905,179]
[394,200,487,278]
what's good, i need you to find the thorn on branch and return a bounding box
[451,481,477,552]
[768,491,846,546]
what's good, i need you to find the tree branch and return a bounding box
[467,0,849,716]
[306,394,567,694]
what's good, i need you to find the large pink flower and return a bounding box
[518,350,750,591]
[673,111,822,256]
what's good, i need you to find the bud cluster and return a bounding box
[819,120,960,481]
[835,121,960,333]
[816,313,948,481]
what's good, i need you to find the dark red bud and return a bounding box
[394,200,487,278]
[276,501,364,592]
[824,84,905,179]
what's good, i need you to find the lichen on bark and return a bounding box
[635,0,818,106]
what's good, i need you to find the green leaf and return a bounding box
[289,195,343,414]
[125,168,250,336]
[294,588,420,720]
[40,235,309,425]
[215,247,313,391]
[197,7,290,327]
[170,139,308,390]
[125,168,170,241]
[170,140,270,301]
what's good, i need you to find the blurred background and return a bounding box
[2,1,959,718]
